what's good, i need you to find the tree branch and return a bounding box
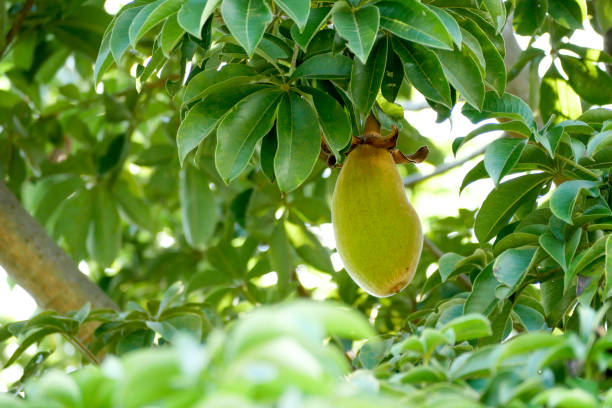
[403,145,486,187]
[0,0,34,60]
[0,182,118,342]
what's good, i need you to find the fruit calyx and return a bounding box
[321,114,429,167]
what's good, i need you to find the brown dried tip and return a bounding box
[365,125,398,149]
[391,145,429,164]
[363,113,381,137]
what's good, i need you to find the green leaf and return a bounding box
[111,7,142,63]
[460,18,506,95]
[392,38,451,107]
[494,232,540,256]
[307,87,352,154]
[535,125,564,157]
[179,164,217,249]
[283,300,375,339]
[560,56,612,105]
[158,281,185,318]
[4,328,59,367]
[464,263,498,314]
[460,27,485,69]
[453,121,532,155]
[442,314,492,342]
[112,180,155,231]
[475,173,551,242]
[596,0,612,33]
[350,38,387,114]
[53,188,94,260]
[579,108,612,127]
[586,130,612,157]
[87,187,121,267]
[377,0,452,50]
[539,232,568,271]
[183,64,256,103]
[178,0,221,37]
[462,91,535,125]
[26,175,85,227]
[548,0,586,29]
[129,0,184,47]
[291,7,332,51]
[500,332,565,361]
[427,5,462,48]
[160,14,185,56]
[268,220,293,295]
[332,2,379,64]
[438,253,463,282]
[605,235,612,298]
[216,88,282,183]
[292,53,352,79]
[94,28,113,84]
[358,338,390,370]
[540,67,582,122]
[482,0,506,32]
[484,137,527,185]
[381,51,404,102]
[285,218,334,273]
[493,248,536,295]
[274,92,320,192]
[260,128,277,182]
[513,0,547,35]
[434,46,485,109]
[178,83,267,164]
[567,235,607,288]
[549,180,600,224]
[221,0,273,56]
[273,0,309,30]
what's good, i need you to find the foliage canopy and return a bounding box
[1,0,612,406]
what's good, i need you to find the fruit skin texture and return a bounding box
[332,144,423,297]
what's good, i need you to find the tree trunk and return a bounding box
[0,181,118,317]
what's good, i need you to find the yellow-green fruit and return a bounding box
[332,144,423,297]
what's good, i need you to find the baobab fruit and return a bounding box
[331,143,423,297]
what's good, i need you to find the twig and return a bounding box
[64,333,100,366]
[0,0,34,60]
[423,236,443,259]
[403,145,486,187]
[289,43,299,76]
